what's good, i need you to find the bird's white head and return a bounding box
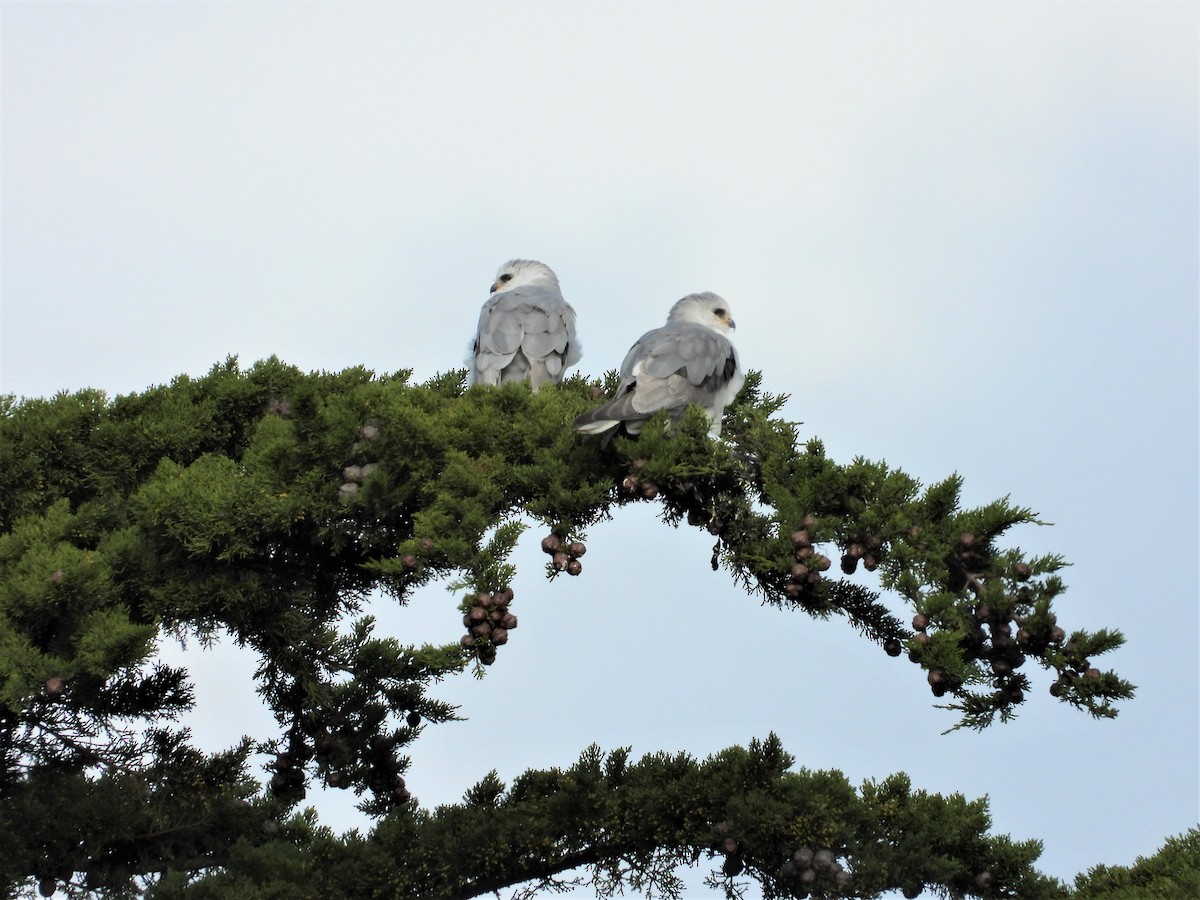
[491,259,560,294]
[666,292,736,332]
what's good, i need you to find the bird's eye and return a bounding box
[499,273,513,283]
[714,308,727,318]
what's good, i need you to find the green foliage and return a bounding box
[1069,828,1200,899]
[0,358,1136,897]
[139,737,1066,900]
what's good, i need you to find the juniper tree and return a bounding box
[0,358,1141,898]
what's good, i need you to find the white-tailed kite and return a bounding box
[468,259,581,389]
[574,292,744,442]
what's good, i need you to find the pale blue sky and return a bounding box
[2,1,1197,895]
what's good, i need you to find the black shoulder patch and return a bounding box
[699,352,737,393]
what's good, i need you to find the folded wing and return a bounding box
[575,322,742,441]
[471,286,581,389]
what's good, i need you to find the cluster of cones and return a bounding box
[540,533,586,576]
[460,588,517,666]
[906,535,1079,702]
[777,845,854,897]
[713,821,854,897]
[783,518,832,600]
[338,423,381,499]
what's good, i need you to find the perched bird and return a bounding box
[574,291,744,443]
[468,259,581,389]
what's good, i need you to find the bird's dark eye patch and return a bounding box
[714,308,727,317]
[499,273,513,283]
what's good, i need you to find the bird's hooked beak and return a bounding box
[728,318,737,330]
[489,282,500,293]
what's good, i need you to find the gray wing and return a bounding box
[575,323,743,439]
[470,286,580,388]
